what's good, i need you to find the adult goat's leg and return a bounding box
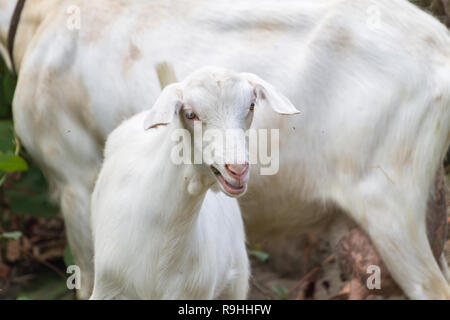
[336,166,449,298]
[61,184,94,299]
[334,178,450,299]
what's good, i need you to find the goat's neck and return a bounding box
[158,164,212,236]
[0,0,60,71]
[142,123,215,239]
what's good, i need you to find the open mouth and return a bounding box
[211,166,246,195]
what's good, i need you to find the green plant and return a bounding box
[0,58,27,186]
[271,284,289,300]
[0,55,69,300]
[248,249,270,263]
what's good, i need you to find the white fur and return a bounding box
[2,0,450,299]
[90,111,249,299]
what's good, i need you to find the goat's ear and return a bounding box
[240,73,300,115]
[144,83,184,130]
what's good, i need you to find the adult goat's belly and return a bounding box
[237,126,337,242]
[239,184,334,242]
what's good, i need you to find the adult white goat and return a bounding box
[2,0,450,299]
[90,67,299,299]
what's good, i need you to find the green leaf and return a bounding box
[0,120,15,153]
[271,285,288,300]
[2,75,15,104]
[6,165,59,218]
[8,191,58,218]
[248,249,270,263]
[1,231,22,239]
[9,165,47,193]
[0,154,28,172]
[64,245,75,267]
[16,296,32,300]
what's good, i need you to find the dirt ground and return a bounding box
[248,177,450,300]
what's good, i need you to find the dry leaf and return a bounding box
[0,264,10,279]
[6,239,21,263]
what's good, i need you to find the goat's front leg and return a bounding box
[220,274,249,300]
[333,175,450,299]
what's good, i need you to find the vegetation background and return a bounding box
[0,0,449,300]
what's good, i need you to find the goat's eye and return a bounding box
[249,102,255,112]
[185,111,198,120]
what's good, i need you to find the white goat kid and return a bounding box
[90,67,299,300]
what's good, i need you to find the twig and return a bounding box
[250,278,274,300]
[285,254,335,299]
[22,250,66,280]
[14,135,21,156]
[11,273,35,284]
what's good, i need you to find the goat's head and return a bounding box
[144,67,299,197]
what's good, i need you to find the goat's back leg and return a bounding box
[13,102,99,299]
[18,138,99,299]
[61,184,95,299]
[12,51,106,299]
[332,175,450,299]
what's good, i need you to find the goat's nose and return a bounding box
[225,163,249,177]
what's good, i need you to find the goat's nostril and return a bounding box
[225,163,249,176]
